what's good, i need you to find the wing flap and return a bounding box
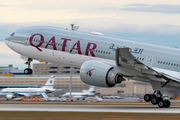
[116,47,180,83]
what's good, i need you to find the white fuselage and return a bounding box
[62,92,95,98]
[0,88,51,97]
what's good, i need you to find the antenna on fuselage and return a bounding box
[71,23,79,31]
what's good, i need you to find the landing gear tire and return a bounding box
[151,97,159,105]
[148,91,171,108]
[164,100,171,108]
[24,58,33,75]
[24,68,33,74]
[24,68,29,74]
[144,94,152,102]
[28,68,32,74]
[158,99,165,108]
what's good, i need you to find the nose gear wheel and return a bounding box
[24,58,33,75]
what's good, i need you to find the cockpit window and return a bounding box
[10,32,15,37]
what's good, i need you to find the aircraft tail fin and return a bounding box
[82,86,95,93]
[42,75,55,89]
[88,86,95,93]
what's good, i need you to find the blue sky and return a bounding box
[1,0,180,69]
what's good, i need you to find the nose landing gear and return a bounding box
[24,58,33,75]
[144,91,171,108]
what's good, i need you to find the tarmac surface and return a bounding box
[1,103,180,113]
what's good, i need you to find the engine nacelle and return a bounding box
[6,94,14,99]
[80,60,125,87]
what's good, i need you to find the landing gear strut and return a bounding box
[144,91,171,108]
[24,58,33,75]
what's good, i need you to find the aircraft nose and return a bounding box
[5,32,14,41]
[5,38,13,49]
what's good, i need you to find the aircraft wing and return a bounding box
[14,93,29,97]
[8,92,29,98]
[55,89,63,91]
[11,92,19,98]
[116,48,180,84]
[45,88,56,92]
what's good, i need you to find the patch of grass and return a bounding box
[0,111,179,120]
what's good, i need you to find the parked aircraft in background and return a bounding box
[61,86,95,100]
[5,26,180,108]
[0,75,61,100]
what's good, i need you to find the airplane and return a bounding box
[4,26,180,108]
[0,75,60,100]
[61,86,95,100]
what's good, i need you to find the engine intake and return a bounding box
[6,94,14,99]
[80,60,125,87]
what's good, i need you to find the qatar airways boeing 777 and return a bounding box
[4,26,180,108]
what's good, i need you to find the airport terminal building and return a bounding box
[0,63,153,96]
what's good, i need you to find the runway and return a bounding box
[1,104,180,113]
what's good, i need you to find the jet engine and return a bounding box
[6,94,14,99]
[80,60,125,87]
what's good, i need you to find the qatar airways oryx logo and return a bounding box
[86,69,95,77]
[29,33,97,57]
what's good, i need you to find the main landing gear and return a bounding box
[144,91,171,108]
[24,58,33,75]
